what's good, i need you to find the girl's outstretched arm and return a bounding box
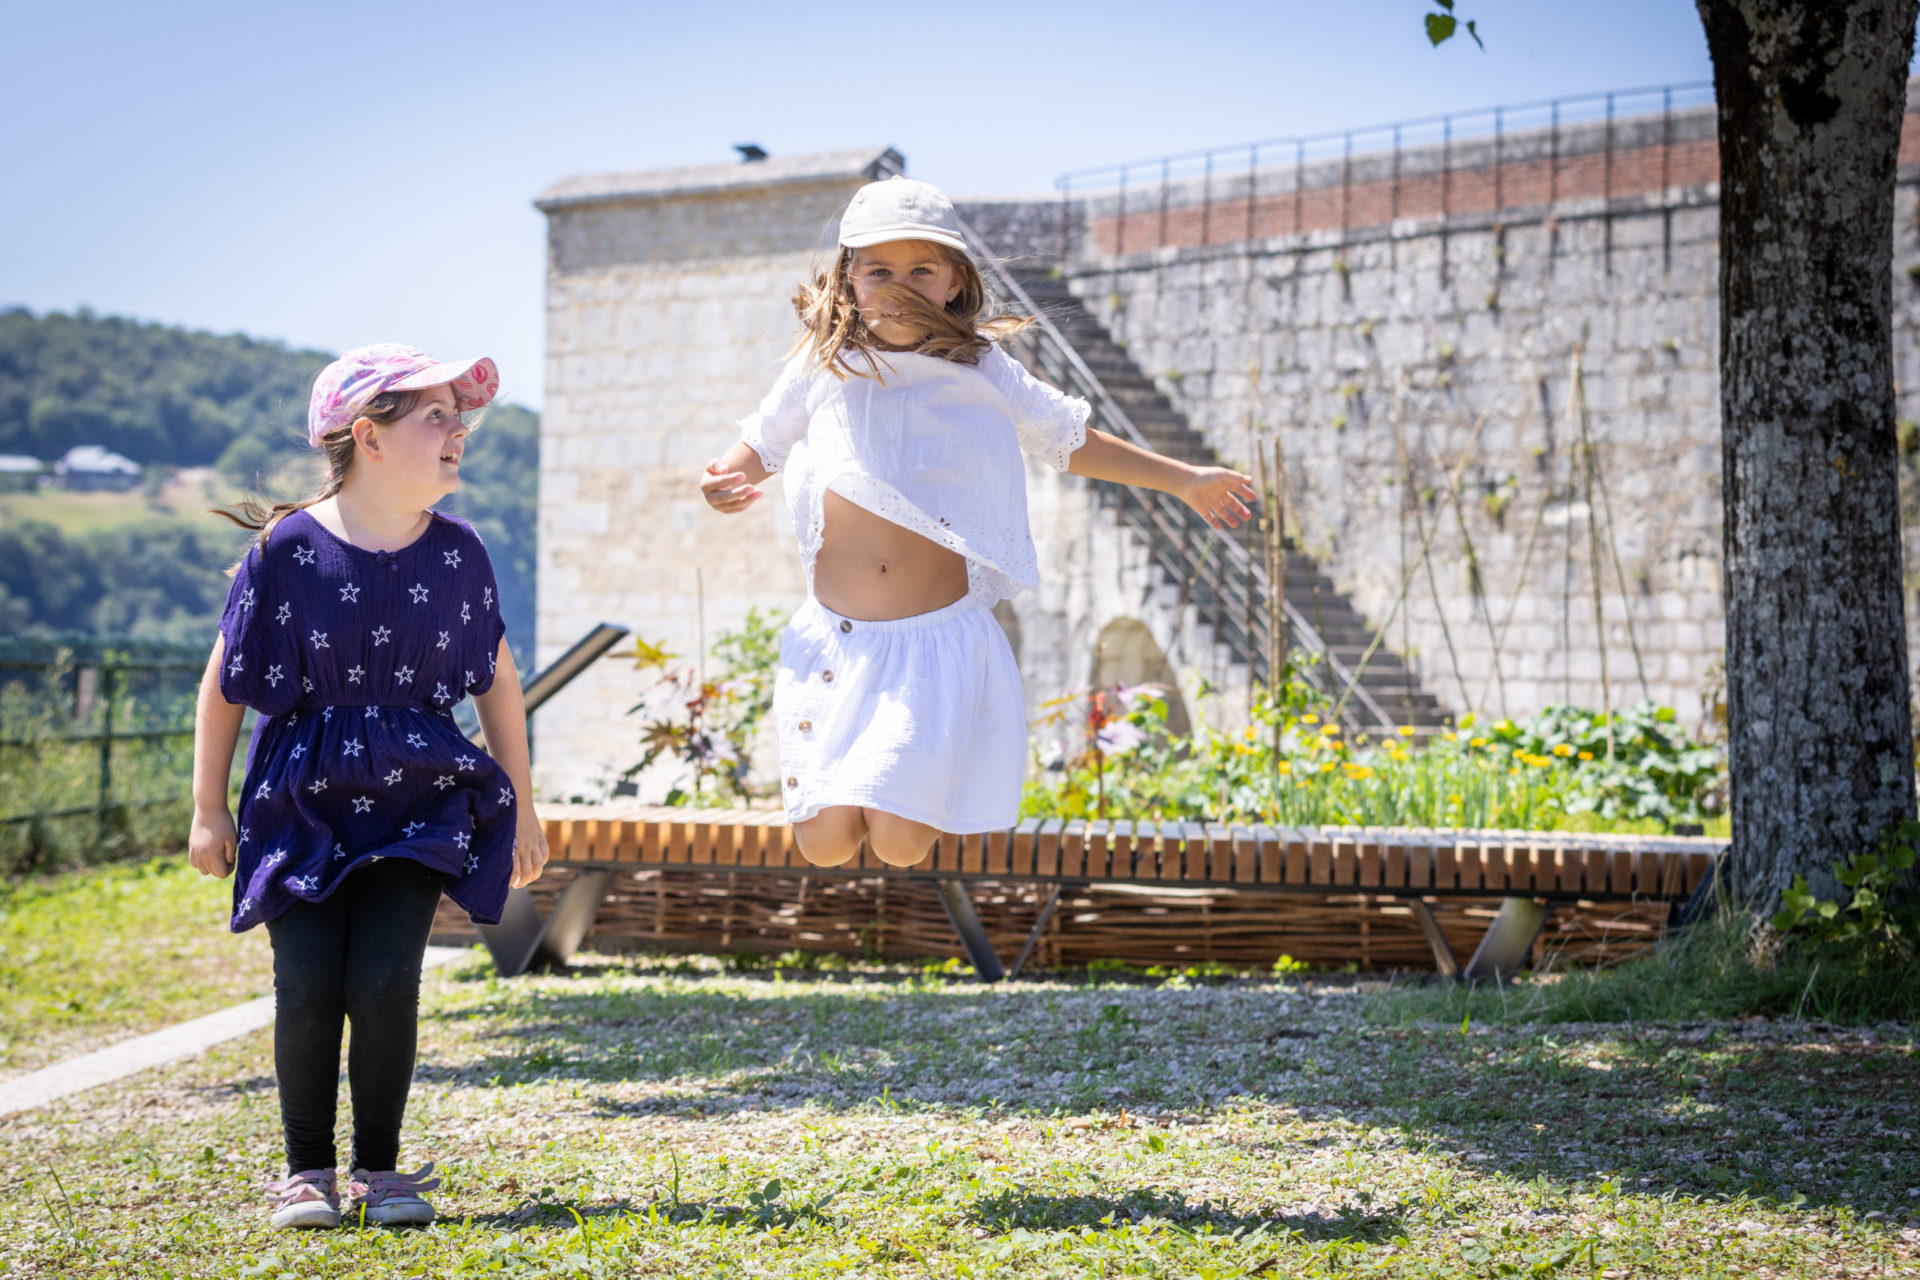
[700,441,771,514]
[471,638,551,888]
[188,635,244,878]
[1067,428,1258,530]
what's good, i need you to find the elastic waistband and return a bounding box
[795,593,988,636]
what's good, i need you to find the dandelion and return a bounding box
[1470,737,1488,748]
[1319,761,1337,773]
[1512,747,1528,758]
[1300,714,1319,725]
[1398,725,1416,737]
[1443,731,1458,742]
[1243,725,1258,741]
[1578,750,1594,761]
[1552,743,1575,758]
[1344,764,1375,780]
[1276,760,1292,775]
[1447,793,1462,804]
[1509,767,1520,776]
[1391,748,1411,762]
[1320,724,1341,736]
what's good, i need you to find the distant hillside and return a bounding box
[0,308,536,662]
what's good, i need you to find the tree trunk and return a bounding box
[1697,0,1918,914]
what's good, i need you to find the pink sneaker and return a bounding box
[265,1168,339,1229]
[344,1162,441,1226]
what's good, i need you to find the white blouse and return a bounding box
[739,344,1092,603]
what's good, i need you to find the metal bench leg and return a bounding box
[935,879,1005,981]
[531,869,613,972]
[1007,885,1063,980]
[475,870,614,977]
[1462,897,1549,983]
[478,888,547,977]
[1406,898,1459,978]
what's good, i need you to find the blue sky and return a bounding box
[2,1,1723,410]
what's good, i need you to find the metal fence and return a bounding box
[0,638,226,861]
[1054,82,1718,263]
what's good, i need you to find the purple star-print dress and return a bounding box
[217,508,515,931]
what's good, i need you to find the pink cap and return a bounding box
[307,343,501,446]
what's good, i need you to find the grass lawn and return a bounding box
[0,857,271,1079]
[2,949,1914,1278]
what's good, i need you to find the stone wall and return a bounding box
[984,129,1920,733]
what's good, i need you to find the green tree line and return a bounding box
[0,308,536,662]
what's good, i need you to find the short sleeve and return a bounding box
[461,527,508,699]
[737,352,815,473]
[982,346,1091,472]
[217,541,300,716]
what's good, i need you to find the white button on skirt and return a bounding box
[775,596,1026,834]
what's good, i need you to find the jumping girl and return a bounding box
[187,344,549,1229]
[701,176,1256,867]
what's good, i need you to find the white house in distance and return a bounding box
[53,445,140,492]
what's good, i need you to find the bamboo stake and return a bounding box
[1434,415,1509,716]
[1579,406,1653,700]
[1571,350,1616,761]
[1475,477,1553,713]
[1389,378,1474,718]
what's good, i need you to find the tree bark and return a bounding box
[1697,0,1918,913]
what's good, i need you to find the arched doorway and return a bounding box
[1091,618,1191,737]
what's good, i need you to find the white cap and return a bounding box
[838,176,969,255]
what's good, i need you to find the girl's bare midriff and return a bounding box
[812,491,969,621]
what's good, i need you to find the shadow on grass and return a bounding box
[967,1185,1407,1242]
[414,971,1918,1220]
[463,1194,836,1233]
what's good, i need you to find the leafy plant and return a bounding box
[1023,663,1723,834]
[1771,819,1919,974]
[623,608,785,806]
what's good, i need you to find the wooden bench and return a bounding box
[478,805,1724,982]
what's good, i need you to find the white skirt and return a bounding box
[774,596,1026,833]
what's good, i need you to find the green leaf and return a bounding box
[1425,12,1457,45]
[1463,18,1484,49]
[762,1178,783,1202]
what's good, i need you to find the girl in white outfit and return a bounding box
[701,176,1256,868]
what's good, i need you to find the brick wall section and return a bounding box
[1075,106,1918,258]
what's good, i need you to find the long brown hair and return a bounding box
[791,241,1031,380]
[210,388,423,559]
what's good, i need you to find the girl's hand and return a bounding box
[701,459,762,513]
[188,806,237,878]
[510,801,549,888]
[1179,466,1259,530]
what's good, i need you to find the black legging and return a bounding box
[265,857,445,1174]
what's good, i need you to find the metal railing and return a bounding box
[0,644,213,842]
[959,222,1397,732]
[1055,82,1717,261]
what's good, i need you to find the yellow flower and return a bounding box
[1552,743,1575,758]
[1529,755,1551,769]
[1398,725,1416,737]
[1443,731,1458,742]
[1512,747,1528,758]
[1243,725,1257,741]
[1276,760,1292,775]
[1509,767,1520,776]
[1447,793,1462,804]
[1391,748,1411,762]
[1300,714,1319,725]
[1320,724,1341,736]
[1345,765,1375,779]
[1578,750,1594,762]
[1296,779,1310,788]
[1319,761,1337,773]
[1470,737,1488,748]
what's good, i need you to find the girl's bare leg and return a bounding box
[863,809,941,868]
[794,806,867,867]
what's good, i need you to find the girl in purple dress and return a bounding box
[187,344,549,1229]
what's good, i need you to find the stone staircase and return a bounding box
[1010,268,1452,732]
